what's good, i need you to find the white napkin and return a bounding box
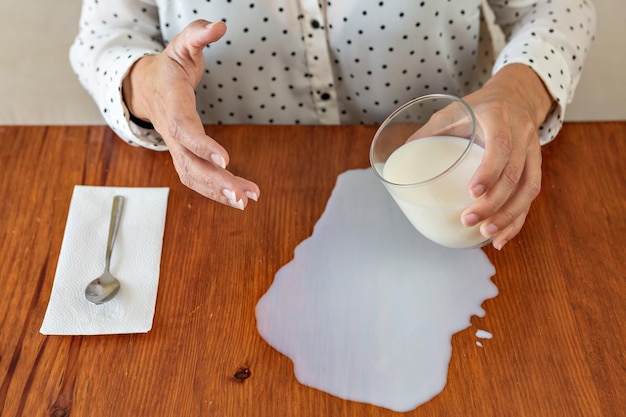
[41,186,170,335]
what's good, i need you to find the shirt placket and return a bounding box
[297,0,340,124]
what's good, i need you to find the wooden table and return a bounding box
[1,123,625,417]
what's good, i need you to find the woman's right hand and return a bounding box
[122,20,260,209]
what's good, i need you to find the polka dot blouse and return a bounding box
[70,0,596,150]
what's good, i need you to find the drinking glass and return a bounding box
[370,94,490,249]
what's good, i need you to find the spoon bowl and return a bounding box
[85,195,124,304]
[85,271,121,304]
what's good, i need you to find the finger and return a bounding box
[460,128,527,228]
[491,210,529,251]
[480,144,541,238]
[167,140,260,209]
[157,95,230,166]
[185,20,227,50]
[467,126,518,202]
[168,20,226,66]
[462,143,541,242]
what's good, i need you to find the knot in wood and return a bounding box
[233,367,251,380]
[50,407,69,417]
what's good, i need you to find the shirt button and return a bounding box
[320,92,331,101]
[311,19,321,29]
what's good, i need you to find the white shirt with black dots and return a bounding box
[70,0,596,150]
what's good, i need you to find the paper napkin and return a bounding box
[41,186,170,335]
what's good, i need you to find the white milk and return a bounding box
[256,169,497,412]
[382,136,486,248]
[476,329,493,339]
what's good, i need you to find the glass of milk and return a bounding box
[370,94,489,249]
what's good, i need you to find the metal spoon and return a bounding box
[85,195,124,304]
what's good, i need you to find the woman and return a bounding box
[70,0,596,250]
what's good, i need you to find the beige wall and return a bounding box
[564,0,625,121]
[0,0,102,124]
[0,0,623,125]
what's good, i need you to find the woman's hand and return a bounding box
[122,20,260,209]
[459,64,553,250]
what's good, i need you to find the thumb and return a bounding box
[183,20,227,54]
[168,20,227,64]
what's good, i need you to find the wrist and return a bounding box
[490,64,554,127]
[122,55,156,125]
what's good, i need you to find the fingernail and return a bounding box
[207,21,225,29]
[470,184,485,199]
[462,213,480,227]
[222,189,244,210]
[494,240,507,251]
[481,223,498,237]
[245,191,259,201]
[211,153,227,168]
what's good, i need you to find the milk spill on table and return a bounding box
[382,136,486,248]
[475,329,493,348]
[476,329,493,339]
[256,169,497,412]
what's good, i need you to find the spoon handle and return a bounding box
[104,195,124,271]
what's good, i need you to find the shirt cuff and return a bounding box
[493,37,571,144]
[96,47,168,150]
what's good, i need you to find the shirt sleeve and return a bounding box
[487,0,596,144]
[69,0,167,150]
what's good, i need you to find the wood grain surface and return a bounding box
[1,123,624,417]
